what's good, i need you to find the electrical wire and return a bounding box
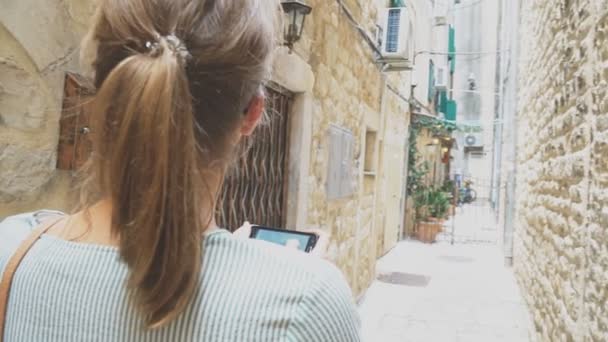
[335,0,415,106]
[450,0,488,12]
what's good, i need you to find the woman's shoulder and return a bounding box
[0,210,65,255]
[0,211,59,276]
[211,231,346,280]
[207,233,361,340]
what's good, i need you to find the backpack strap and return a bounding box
[0,215,64,341]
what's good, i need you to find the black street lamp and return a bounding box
[281,0,312,52]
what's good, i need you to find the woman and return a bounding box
[0,0,360,340]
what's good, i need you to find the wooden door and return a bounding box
[57,73,94,171]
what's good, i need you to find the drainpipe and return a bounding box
[503,0,520,266]
[490,0,504,214]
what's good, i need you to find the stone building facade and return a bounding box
[1,0,445,296]
[451,0,498,201]
[1,0,95,215]
[286,0,413,295]
[513,0,608,340]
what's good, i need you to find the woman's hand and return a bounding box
[233,221,330,259]
[232,221,253,239]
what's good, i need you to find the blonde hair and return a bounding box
[82,0,278,328]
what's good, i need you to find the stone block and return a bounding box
[0,60,47,130]
[0,142,56,202]
[515,1,608,339]
[0,0,80,71]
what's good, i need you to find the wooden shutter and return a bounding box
[57,73,94,171]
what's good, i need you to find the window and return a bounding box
[385,8,402,53]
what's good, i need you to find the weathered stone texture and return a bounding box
[302,0,409,295]
[515,0,608,340]
[0,0,95,215]
[0,0,411,297]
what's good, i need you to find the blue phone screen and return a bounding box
[254,229,312,251]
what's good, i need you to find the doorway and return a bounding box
[217,84,293,230]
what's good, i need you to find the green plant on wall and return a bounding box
[406,115,457,196]
[406,123,428,196]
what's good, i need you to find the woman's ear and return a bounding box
[240,95,264,136]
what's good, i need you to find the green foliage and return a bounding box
[440,180,455,193]
[407,115,480,196]
[406,122,427,195]
[407,115,454,221]
[413,185,451,222]
[406,116,453,196]
[412,115,483,134]
[428,189,450,218]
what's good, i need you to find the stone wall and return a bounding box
[0,0,96,217]
[514,0,608,340]
[0,0,413,297]
[297,0,411,295]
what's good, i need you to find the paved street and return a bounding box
[358,206,533,342]
[437,203,499,244]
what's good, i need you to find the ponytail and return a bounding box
[91,36,206,327]
[85,0,280,328]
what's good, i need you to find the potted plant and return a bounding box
[440,180,456,216]
[414,186,450,243]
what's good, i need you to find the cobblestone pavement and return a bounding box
[358,206,533,342]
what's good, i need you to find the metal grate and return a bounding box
[377,272,430,287]
[216,86,292,231]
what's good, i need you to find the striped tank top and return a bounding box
[0,211,360,341]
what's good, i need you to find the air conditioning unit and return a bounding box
[435,66,449,91]
[378,7,413,71]
[464,133,484,147]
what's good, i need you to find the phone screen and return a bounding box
[250,226,317,252]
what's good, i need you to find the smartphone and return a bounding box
[250,225,318,252]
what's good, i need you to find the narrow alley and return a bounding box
[359,204,533,342]
[2,0,608,340]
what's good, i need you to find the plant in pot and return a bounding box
[440,180,456,216]
[414,186,450,243]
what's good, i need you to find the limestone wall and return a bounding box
[0,0,96,217]
[297,0,411,295]
[0,0,413,297]
[514,0,608,340]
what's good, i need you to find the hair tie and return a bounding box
[144,34,191,63]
